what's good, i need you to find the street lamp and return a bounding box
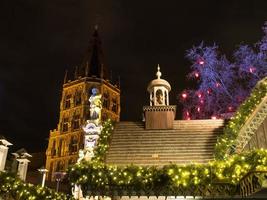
[38,167,48,187]
[53,172,66,192]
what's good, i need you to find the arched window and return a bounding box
[156,89,163,105]
[74,91,82,106]
[69,136,78,154]
[103,92,110,109]
[64,94,71,109]
[58,139,63,156]
[62,117,69,132]
[49,162,54,176]
[72,114,80,130]
[112,98,117,113]
[51,140,56,157]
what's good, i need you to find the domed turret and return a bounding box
[147,65,171,106]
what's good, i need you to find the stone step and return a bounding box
[106,153,214,157]
[105,157,214,163]
[106,154,213,161]
[107,148,215,153]
[113,130,222,133]
[116,121,224,126]
[105,120,223,166]
[117,119,224,124]
[106,156,214,161]
[111,133,218,137]
[112,137,217,144]
[107,153,214,158]
[115,124,223,128]
[108,144,216,149]
[105,159,212,166]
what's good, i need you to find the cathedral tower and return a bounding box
[45,26,120,180]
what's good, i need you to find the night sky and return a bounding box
[1,0,267,152]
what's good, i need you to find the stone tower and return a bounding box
[45,26,120,180]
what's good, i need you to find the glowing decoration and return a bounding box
[198,59,205,65]
[216,82,221,87]
[0,171,70,200]
[249,66,256,73]
[68,148,267,197]
[215,77,267,159]
[182,93,187,99]
[197,107,200,112]
[180,22,267,120]
[228,106,233,112]
[211,116,217,120]
[186,111,190,116]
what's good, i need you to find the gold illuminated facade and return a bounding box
[45,27,120,180]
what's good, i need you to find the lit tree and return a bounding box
[234,45,267,90]
[258,21,267,52]
[180,22,267,120]
[180,43,237,119]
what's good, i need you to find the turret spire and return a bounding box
[156,64,162,79]
[77,26,108,79]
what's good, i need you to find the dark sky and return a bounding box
[1,0,267,152]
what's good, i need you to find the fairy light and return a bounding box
[182,93,187,99]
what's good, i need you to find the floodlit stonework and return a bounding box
[45,27,120,180]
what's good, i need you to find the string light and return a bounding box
[182,93,187,99]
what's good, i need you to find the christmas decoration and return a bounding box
[67,111,267,196]
[180,22,267,119]
[181,42,237,119]
[68,149,267,197]
[215,77,267,160]
[0,171,73,200]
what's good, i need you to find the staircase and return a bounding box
[105,120,225,166]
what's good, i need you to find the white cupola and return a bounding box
[147,64,171,106]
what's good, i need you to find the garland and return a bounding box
[0,171,73,200]
[215,77,267,160]
[68,149,267,196]
[92,119,114,162]
[67,78,267,196]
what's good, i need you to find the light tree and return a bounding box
[180,22,267,120]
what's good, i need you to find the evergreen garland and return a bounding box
[68,78,267,196]
[0,171,73,200]
[215,77,267,159]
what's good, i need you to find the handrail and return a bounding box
[235,95,267,152]
[239,171,267,197]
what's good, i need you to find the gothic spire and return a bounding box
[78,26,108,79]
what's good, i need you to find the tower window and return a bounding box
[74,92,82,106]
[64,95,71,109]
[72,115,80,130]
[103,92,110,109]
[51,140,56,157]
[58,139,63,157]
[55,161,64,172]
[112,98,117,113]
[69,136,78,154]
[62,118,69,132]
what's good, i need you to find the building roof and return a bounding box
[105,119,225,166]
